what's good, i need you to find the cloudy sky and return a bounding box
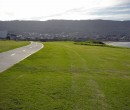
[0,0,130,21]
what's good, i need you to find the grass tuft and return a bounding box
[0,40,29,52]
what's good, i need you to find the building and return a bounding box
[8,34,17,40]
[0,31,8,39]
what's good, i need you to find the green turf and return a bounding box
[0,42,130,110]
[0,40,29,52]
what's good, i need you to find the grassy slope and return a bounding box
[0,42,130,110]
[0,40,29,52]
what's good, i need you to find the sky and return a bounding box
[0,0,130,21]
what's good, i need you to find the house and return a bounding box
[0,31,8,39]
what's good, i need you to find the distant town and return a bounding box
[0,30,130,42]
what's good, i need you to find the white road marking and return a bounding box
[23,50,26,52]
[11,53,16,56]
[0,42,44,73]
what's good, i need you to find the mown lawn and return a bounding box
[0,40,29,52]
[0,42,130,110]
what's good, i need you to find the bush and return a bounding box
[74,40,106,46]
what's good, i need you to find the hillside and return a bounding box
[0,20,130,41]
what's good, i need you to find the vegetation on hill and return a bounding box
[0,42,130,110]
[74,40,106,46]
[0,20,130,35]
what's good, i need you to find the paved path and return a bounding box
[0,41,43,73]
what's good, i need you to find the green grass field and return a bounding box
[0,42,130,110]
[0,40,29,52]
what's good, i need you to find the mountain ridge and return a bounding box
[0,20,130,41]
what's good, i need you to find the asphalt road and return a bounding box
[0,41,44,73]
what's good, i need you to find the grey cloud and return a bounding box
[95,5,129,15]
[82,3,130,20]
[29,7,85,20]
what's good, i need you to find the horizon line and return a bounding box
[0,19,130,22]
